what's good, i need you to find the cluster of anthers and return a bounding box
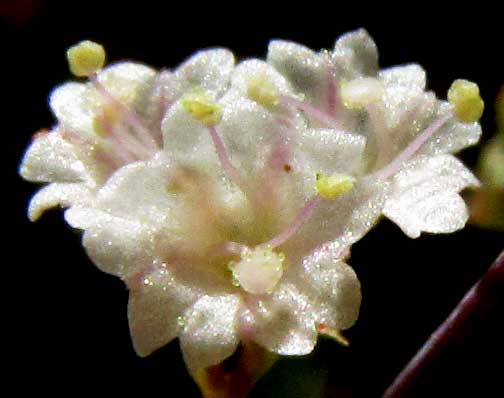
[20,30,483,375]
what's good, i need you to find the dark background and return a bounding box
[4,1,503,396]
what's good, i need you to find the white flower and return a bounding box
[268,29,481,238]
[19,41,234,221]
[20,31,482,376]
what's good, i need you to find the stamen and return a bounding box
[315,172,355,199]
[279,95,339,128]
[181,91,223,127]
[447,79,484,123]
[229,247,285,294]
[374,113,452,180]
[322,52,339,117]
[263,195,323,249]
[67,40,105,77]
[340,77,384,110]
[247,74,279,109]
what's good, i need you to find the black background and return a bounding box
[4,1,503,396]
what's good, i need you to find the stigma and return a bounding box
[229,247,285,295]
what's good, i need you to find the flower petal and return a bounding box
[267,40,336,112]
[50,63,156,135]
[297,128,367,176]
[179,294,241,371]
[173,49,235,98]
[332,28,378,79]
[128,264,197,357]
[251,283,317,355]
[298,256,361,330]
[384,154,479,238]
[20,129,89,183]
[65,206,156,279]
[161,100,218,168]
[285,177,390,259]
[28,183,92,221]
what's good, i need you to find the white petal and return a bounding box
[65,206,156,279]
[50,82,93,134]
[384,154,479,238]
[28,183,92,221]
[251,283,317,355]
[179,294,241,371]
[298,256,361,330]
[20,130,88,183]
[94,153,177,225]
[297,128,366,176]
[161,100,218,168]
[173,49,235,98]
[332,29,378,79]
[379,65,429,130]
[128,264,198,357]
[229,58,295,98]
[379,64,426,91]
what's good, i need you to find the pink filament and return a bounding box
[279,95,339,128]
[90,76,159,153]
[374,113,452,180]
[263,195,323,249]
[207,125,244,188]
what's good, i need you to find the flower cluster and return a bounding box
[20,30,482,373]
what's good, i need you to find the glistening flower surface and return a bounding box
[20,30,482,373]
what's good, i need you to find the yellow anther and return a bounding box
[181,92,223,126]
[447,79,484,123]
[315,172,355,199]
[67,40,106,77]
[247,74,279,109]
[340,77,384,110]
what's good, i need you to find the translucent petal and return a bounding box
[384,154,479,238]
[251,283,317,355]
[28,183,92,221]
[218,95,291,177]
[332,28,378,79]
[179,295,241,371]
[128,264,197,357]
[297,256,361,330]
[267,40,336,111]
[173,49,235,99]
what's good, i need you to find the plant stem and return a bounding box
[383,251,504,398]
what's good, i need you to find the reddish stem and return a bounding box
[383,251,504,398]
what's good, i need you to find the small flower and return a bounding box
[20,30,482,380]
[19,40,234,220]
[268,29,482,238]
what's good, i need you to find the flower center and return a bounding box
[229,247,285,294]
